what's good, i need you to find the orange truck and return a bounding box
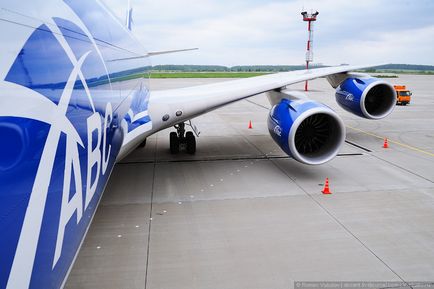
[394,85,412,105]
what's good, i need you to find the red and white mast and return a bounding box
[301,10,319,91]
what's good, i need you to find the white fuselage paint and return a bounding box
[53,104,113,268]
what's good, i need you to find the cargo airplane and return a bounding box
[0,0,396,288]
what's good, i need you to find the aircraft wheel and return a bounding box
[186,131,196,154]
[139,138,147,148]
[170,132,179,154]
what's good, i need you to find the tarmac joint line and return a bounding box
[347,125,434,158]
[269,159,412,287]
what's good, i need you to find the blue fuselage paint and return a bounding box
[0,1,151,288]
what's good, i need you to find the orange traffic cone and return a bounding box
[322,178,332,195]
[248,120,253,129]
[383,138,389,149]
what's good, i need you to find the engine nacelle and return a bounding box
[268,99,345,165]
[335,77,395,119]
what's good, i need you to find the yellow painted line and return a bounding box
[346,125,434,158]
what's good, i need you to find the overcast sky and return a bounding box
[101,0,434,66]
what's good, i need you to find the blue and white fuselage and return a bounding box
[1,1,152,288]
[0,1,396,288]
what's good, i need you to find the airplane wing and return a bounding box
[118,64,386,159]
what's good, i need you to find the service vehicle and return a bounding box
[394,85,412,105]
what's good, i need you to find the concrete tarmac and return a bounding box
[66,75,434,289]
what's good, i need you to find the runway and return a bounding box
[65,75,434,289]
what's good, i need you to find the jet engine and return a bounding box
[267,99,345,165]
[335,77,395,119]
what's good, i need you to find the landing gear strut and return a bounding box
[138,138,147,148]
[170,123,196,154]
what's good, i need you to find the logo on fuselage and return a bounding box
[3,18,119,289]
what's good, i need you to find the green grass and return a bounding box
[149,72,270,78]
[109,69,432,84]
[107,71,269,83]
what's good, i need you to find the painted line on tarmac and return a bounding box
[347,125,434,158]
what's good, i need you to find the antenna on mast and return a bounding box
[301,10,319,91]
[126,0,133,30]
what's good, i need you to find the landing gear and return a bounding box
[138,138,147,148]
[170,132,179,154]
[186,131,196,154]
[170,123,197,154]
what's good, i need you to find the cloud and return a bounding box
[318,25,434,65]
[101,0,434,65]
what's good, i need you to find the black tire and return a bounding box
[170,132,179,154]
[186,131,196,154]
[138,138,147,148]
